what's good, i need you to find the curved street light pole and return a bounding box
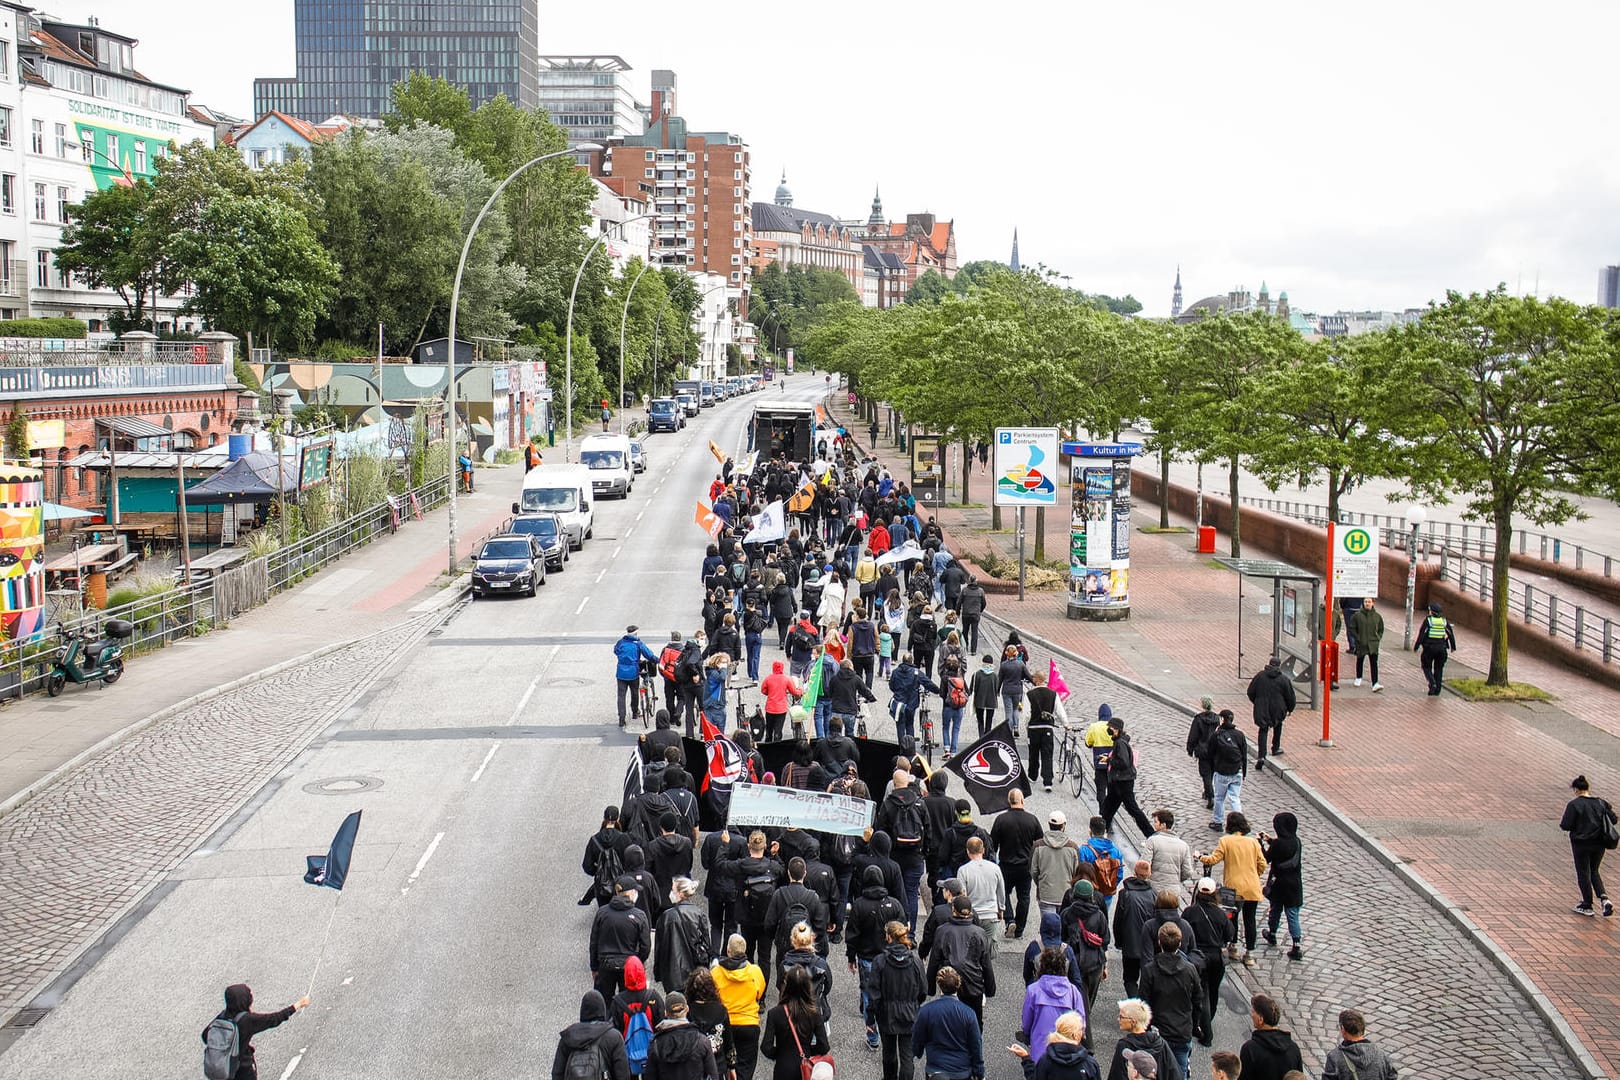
[564,212,654,462]
[445,144,594,576]
[617,260,654,434]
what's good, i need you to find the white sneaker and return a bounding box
[1372,683,1384,692]
[1353,678,1362,687]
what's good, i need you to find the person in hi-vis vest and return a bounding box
[1414,602,1457,696]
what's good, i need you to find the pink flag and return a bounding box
[1049,658,1071,701]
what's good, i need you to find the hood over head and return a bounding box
[1097,704,1112,722]
[623,955,648,990]
[624,844,646,870]
[870,831,893,858]
[224,984,252,1012]
[863,865,886,888]
[772,660,784,674]
[1273,812,1298,837]
[1040,911,1063,946]
[579,990,607,1023]
[1045,1042,1089,1068]
[928,772,949,795]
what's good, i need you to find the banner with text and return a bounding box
[725,782,875,836]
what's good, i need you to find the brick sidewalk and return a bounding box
[831,394,1620,1075]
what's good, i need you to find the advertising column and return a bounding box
[1063,441,1141,621]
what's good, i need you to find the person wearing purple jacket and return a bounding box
[1021,947,1087,1062]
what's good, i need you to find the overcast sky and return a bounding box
[46,0,1620,315]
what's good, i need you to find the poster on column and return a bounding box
[1063,442,1141,614]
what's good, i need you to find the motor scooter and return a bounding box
[46,618,133,696]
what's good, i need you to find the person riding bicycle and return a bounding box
[614,625,660,729]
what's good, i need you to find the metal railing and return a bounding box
[1439,548,1617,665]
[0,474,452,700]
[0,339,230,367]
[1239,496,1616,578]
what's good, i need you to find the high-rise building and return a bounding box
[253,0,540,122]
[1600,265,1620,308]
[537,56,647,148]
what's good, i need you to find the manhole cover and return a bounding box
[6,1008,48,1028]
[548,676,591,688]
[301,775,384,796]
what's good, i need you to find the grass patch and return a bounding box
[1448,678,1554,702]
[1139,526,1191,534]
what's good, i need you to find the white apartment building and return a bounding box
[537,56,647,150]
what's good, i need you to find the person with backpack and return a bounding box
[921,771,957,895]
[758,966,833,1080]
[1078,816,1124,910]
[583,806,637,907]
[1100,718,1154,838]
[657,878,716,995]
[713,936,767,1080]
[1025,670,1067,793]
[201,984,307,1080]
[1032,810,1080,916]
[765,857,829,968]
[1138,810,1197,901]
[721,830,786,982]
[676,634,706,738]
[593,877,655,1000]
[1207,711,1248,832]
[1184,697,1221,810]
[887,653,939,750]
[847,865,907,1049]
[658,634,688,719]
[944,801,994,881]
[1111,861,1158,998]
[1560,773,1617,917]
[936,646,970,758]
[969,654,1001,740]
[554,990,633,1080]
[1060,881,1111,1033]
[876,767,932,929]
[926,895,997,1026]
[778,922,834,1021]
[1023,910,1084,990]
[645,992,721,1080]
[1084,705,1116,809]
[612,957,666,1077]
[867,920,928,1080]
[1135,924,1205,1080]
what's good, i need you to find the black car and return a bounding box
[502,512,569,572]
[470,535,545,598]
[648,397,682,433]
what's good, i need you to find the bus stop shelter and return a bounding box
[1212,556,1322,711]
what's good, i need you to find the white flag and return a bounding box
[744,500,787,544]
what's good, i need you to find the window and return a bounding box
[0,174,13,215]
[644,168,653,178]
[733,238,742,248]
[56,186,69,222]
[731,271,741,281]
[133,142,145,173]
[30,118,42,154]
[733,170,741,180]
[0,107,9,147]
[251,148,267,169]
[54,123,66,158]
[33,183,45,220]
[81,138,94,164]
[35,250,48,288]
[734,153,742,163]
[106,133,119,165]
[644,150,653,160]
[0,40,9,77]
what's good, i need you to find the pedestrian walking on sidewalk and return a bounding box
[1414,602,1457,695]
[1185,697,1220,808]
[869,417,880,449]
[1348,597,1384,691]
[1198,813,1267,967]
[1560,774,1617,917]
[1245,658,1294,772]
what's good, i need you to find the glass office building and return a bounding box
[253,0,539,121]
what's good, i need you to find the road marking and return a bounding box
[636,510,645,522]
[625,527,634,539]
[613,546,622,559]
[401,831,445,894]
[279,1052,305,1080]
[595,568,608,584]
[507,651,555,725]
[471,743,499,782]
[575,596,590,615]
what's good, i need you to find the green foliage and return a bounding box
[233,359,262,391]
[0,317,89,339]
[313,339,374,362]
[55,181,164,325]
[6,404,29,458]
[904,269,951,305]
[752,263,860,352]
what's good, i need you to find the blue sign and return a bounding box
[1062,441,1143,458]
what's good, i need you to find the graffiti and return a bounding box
[0,467,45,642]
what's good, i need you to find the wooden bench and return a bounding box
[103,552,141,581]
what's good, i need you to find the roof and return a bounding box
[99,416,173,439]
[183,452,299,505]
[862,245,904,271]
[752,201,841,235]
[234,111,349,146]
[27,26,190,96]
[66,451,223,471]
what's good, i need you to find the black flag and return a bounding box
[945,722,1031,815]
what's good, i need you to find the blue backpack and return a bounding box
[623,1002,654,1076]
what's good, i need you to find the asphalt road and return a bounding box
[2,376,1256,1079]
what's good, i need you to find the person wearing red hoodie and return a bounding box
[868,520,892,558]
[760,661,803,744]
[611,956,666,1071]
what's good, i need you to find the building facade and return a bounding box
[253,0,540,122]
[12,13,216,330]
[537,56,646,148]
[587,177,651,275]
[229,111,350,170]
[1601,265,1620,309]
[748,173,864,294]
[860,192,958,293]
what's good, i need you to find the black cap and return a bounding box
[626,624,639,634]
[1428,603,1442,614]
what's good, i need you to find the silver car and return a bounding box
[629,441,647,473]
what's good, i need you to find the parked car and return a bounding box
[648,397,682,433]
[629,440,647,473]
[470,535,545,598]
[502,512,569,572]
[676,392,699,417]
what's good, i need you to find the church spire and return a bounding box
[774,169,792,207]
[1171,265,1183,318]
[1009,228,1021,272]
[867,185,885,230]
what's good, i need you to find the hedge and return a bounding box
[0,318,89,339]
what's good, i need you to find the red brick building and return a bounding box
[861,191,959,293]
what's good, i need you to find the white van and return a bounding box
[515,463,594,550]
[577,433,634,499]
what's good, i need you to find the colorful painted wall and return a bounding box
[0,466,45,641]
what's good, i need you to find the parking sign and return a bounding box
[993,428,1060,507]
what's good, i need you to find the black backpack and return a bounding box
[890,798,928,846]
[1211,728,1244,775]
[631,793,677,845]
[564,1041,609,1080]
[593,836,625,899]
[741,872,777,925]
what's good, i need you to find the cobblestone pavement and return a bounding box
[0,617,433,1020]
[831,394,1601,1075]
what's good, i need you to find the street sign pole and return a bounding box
[1017,506,1027,602]
[1321,522,1335,747]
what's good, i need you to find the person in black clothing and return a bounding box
[759,967,832,1080]
[778,922,834,1020]
[1413,601,1457,696]
[868,921,928,1080]
[921,772,957,896]
[918,878,963,961]
[1184,696,1220,809]
[1099,719,1154,837]
[644,709,685,768]
[847,865,906,1046]
[684,968,738,1080]
[991,788,1045,938]
[876,769,932,930]
[765,857,830,965]
[582,806,638,906]
[646,992,721,1080]
[1560,774,1617,916]
[1245,656,1295,769]
[815,716,862,775]
[1136,922,1206,1072]
[202,984,307,1080]
[675,636,706,737]
[553,989,632,1080]
[651,813,697,900]
[1259,812,1305,958]
[1025,672,1064,793]
[853,830,906,910]
[622,845,662,923]
[702,825,747,955]
[591,877,654,1000]
[721,830,787,982]
[1239,993,1305,1080]
[1182,880,1235,1044]
[926,895,996,1025]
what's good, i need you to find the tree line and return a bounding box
[799,266,1620,687]
[55,75,702,422]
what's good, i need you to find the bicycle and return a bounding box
[918,699,936,766]
[637,661,656,728]
[1055,723,1086,798]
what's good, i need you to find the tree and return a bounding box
[6,404,29,458]
[1389,288,1619,685]
[905,268,951,305]
[951,260,1007,294]
[55,182,166,329]
[387,73,477,144]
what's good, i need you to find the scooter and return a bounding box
[46,618,133,696]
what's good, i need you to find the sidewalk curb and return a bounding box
[983,610,1609,1080]
[0,580,467,824]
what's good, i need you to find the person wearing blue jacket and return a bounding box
[888,653,940,749]
[615,625,660,728]
[912,967,983,1080]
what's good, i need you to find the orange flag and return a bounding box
[708,440,726,464]
[694,501,722,538]
[787,480,815,514]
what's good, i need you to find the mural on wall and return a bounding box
[0,466,45,642]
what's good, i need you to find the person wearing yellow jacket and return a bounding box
[1198,812,1268,968]
[712,935,766,1080]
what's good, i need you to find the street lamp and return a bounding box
[445,144,595,575]
[1403,503,1427,649]
[617,260,654,433]
[564,212,654,461]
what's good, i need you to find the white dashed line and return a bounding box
[636,510,645,522]
[401,831,445,895]
[279,1052,306,1080]
[575,596,590,615]
[471,744,499,782]
[613,546,622,559]
[595,568,608,584]
[625,527,634,539]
